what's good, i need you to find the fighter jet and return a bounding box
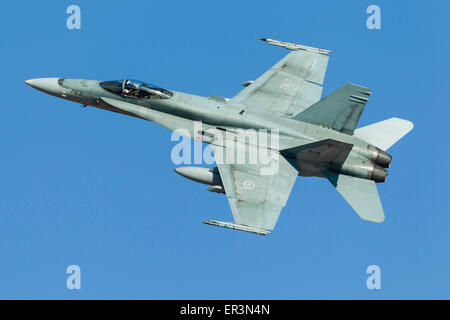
[25,38,413,236]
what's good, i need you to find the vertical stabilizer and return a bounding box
[292,83,371,135]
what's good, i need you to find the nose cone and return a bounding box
[25,78,62,97]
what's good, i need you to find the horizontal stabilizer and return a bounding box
[204,220,270,236]
[292,84,371,134]
[353,117,414,151]
[325,172,385,223]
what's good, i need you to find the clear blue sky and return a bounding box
[0,0,449,299]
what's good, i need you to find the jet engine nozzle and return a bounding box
[375,149,392,168]
[173,167,222,187]
[371,164,388,183]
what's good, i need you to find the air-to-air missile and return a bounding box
[257,38,332,54]
[203,220,270,236]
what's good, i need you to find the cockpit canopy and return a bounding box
[100,79,173,99]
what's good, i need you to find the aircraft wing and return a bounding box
[205,143,299,235]
[229,49,329,117]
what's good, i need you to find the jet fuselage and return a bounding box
[25,77,390,182]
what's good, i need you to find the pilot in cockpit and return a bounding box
[99,79,173,99]
[124,80,140,97]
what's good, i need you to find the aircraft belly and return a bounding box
[93,103,142,119]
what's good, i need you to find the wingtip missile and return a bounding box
[258,37,331,55]
[203,220,270,236]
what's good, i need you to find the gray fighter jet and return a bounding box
[26,38,413,236]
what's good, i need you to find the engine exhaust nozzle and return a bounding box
[371,164,388,183]
[375,149,392,168]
